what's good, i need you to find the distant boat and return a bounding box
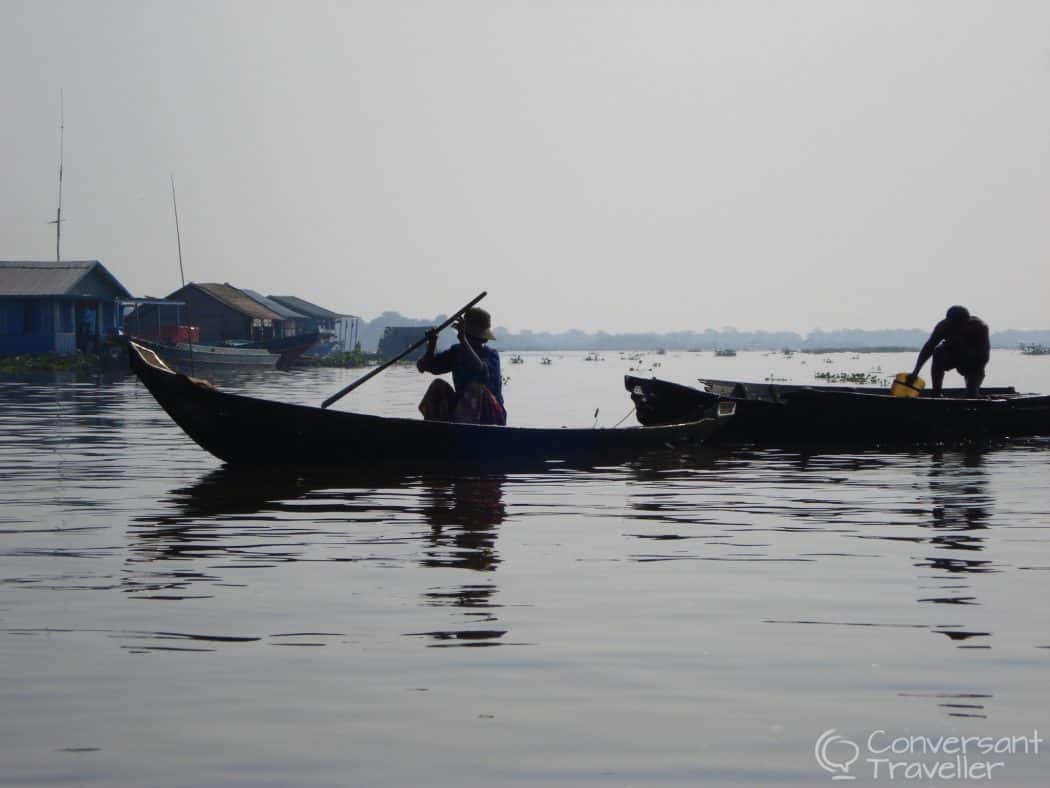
[1020,343,1049,356]
[225,331,321,366]
[509,354,524,364]
[128,336,304,371]
[227,331,320,354]
[714,349,737,357]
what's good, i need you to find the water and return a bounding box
[1,350,1048,786]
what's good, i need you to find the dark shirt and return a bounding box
[428,343,504,406]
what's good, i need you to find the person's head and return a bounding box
[945,305,970,324]
[461,307,495,343]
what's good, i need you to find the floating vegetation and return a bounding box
[0,351,115,375]
[764,374,788,382]
[307,349,373,368]
[802,346,917,354]
[814,371,888,385]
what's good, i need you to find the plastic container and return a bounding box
[890,373,925,398]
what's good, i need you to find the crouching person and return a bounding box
[417,307,506,425]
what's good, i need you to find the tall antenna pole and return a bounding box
[170,174,194,374]
[170,174,186,287]
[50,90,65,262]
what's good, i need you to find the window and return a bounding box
[23,300,49,335]
[60,302,75,333]
[0,302,22,335]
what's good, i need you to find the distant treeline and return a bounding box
[355,312,1050,353]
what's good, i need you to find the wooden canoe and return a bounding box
[128,341,731,468]
[626,375,1050,444]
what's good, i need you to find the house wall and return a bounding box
[0,296,115,355]
[0,298,57,354]
[129,289,255,343]
[180,288,252,342]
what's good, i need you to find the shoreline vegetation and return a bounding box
[0,351,119,375]
[799,346,916,354]
[360,313,1050,354]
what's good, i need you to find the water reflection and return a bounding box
[129,468,517,646]
[915,448,996,656]
[419,477,506,571]
[924,446,992,552]
[410,476,509,646]
[715,444,1009,720]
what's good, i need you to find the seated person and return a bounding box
[417,307,506,425]
[911,305,990,396]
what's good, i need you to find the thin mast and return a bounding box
[170,174,194,374]
[171,174,186,287]
[50,90,65,261]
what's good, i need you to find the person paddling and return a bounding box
[910,305,990,397]
[417,307,506,425]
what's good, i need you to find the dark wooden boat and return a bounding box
[227,330,321,362]
[128,341,731,468]
[626,375,1050,444]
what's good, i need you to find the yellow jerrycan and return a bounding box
[890,373,925,398]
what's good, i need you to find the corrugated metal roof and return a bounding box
[184,283,285,321]
[240,289,307,320]
[268,295,345,320]
[0,260,131,298]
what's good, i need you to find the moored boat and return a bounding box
[128,341,732,468]
[128,335,308,371]
[225,330,321,357]
[626,375,1050,444]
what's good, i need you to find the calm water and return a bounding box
[2,350,1048,787]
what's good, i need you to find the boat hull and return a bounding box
[130,337,281,368]
[626,375,1050,444]
[129,342,728,468]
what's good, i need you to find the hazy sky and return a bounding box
[2,1,1048,333]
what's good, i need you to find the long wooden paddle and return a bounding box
[321,291,487,409]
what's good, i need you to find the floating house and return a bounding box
[0,260,132,355]
[128,282,286,344]
[240,289,308,337]
[267,295,344,336]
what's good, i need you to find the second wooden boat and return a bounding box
[626,375,1050,444]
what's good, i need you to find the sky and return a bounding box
[2,0,1048,334]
